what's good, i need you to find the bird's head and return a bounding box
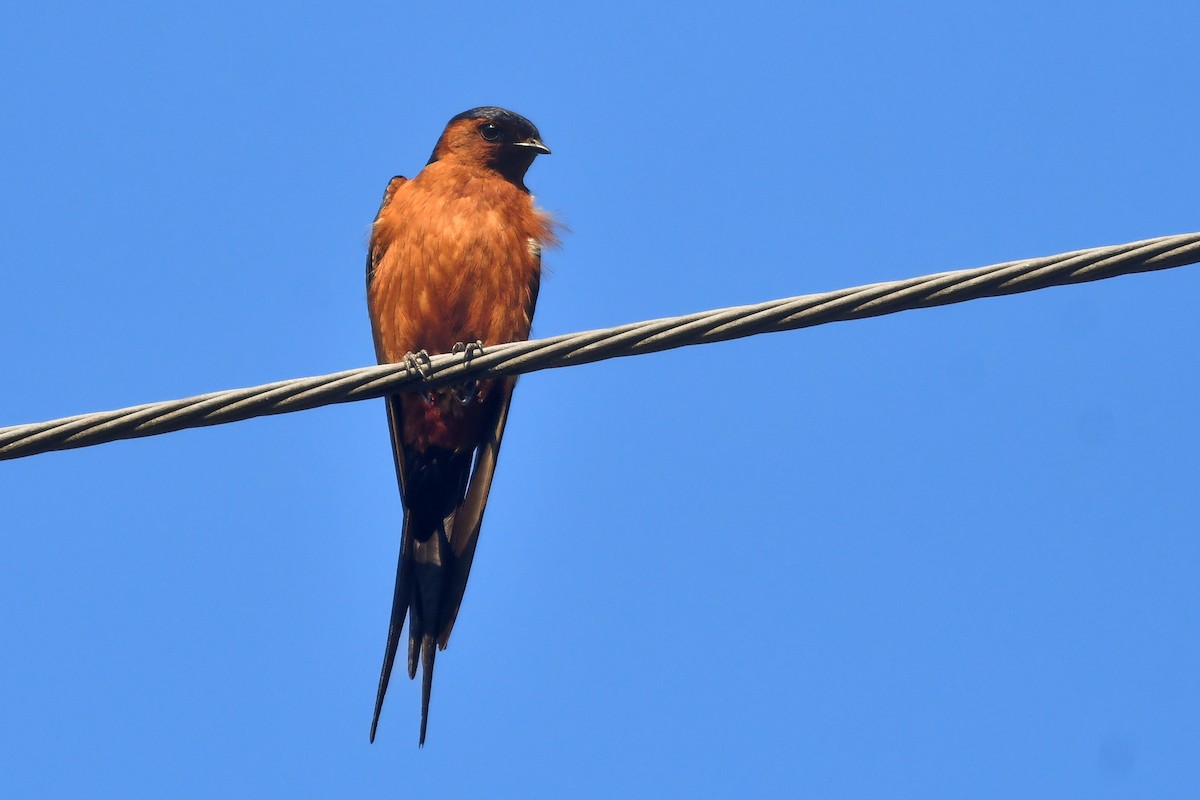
[428,107,550,186]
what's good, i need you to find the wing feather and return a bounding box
[365,176,407,289]
[436,378,516,646]
[367,178,412,744]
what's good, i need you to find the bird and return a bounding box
[365,107,557,745]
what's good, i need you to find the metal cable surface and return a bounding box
[3,231,1198,461]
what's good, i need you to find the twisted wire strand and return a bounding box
[3,232,1198,462]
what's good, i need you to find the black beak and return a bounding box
[511,138,551,155]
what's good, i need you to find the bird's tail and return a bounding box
[371,444,472,745]
[407,510,458,747]
[371,386,513,745]
[418,637,436,746]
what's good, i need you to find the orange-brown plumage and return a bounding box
[365,107,556,745]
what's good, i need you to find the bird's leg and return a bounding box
[403,349,434,401]
[450,341,485,405]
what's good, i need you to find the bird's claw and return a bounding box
[403,349,433,379]
[450,341,484,405]
[403,350,434,401]
[451,340,485,360]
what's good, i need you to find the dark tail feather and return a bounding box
[370,525,412,743]
[418,636,437,746]
[408,516,449,745]
[371,439,476,744]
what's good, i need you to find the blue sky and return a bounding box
[2,1,1198,797]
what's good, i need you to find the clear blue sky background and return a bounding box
[2,2,1198,797]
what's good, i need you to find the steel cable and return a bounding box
[2,231,1198,461]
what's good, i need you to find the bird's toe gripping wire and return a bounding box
[451,340,485,360]
[403,349,434,378]
[450,341,485,405]
[403,350,434,401]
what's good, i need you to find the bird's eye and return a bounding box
[479,122,502,141]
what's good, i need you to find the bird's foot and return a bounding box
[451,340,485,361]
[403,349,434,378]
[450,341,484,405]
[403,350,434,401]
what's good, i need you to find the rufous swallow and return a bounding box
[365,107,557,745]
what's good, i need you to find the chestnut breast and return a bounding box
[367,161,552,365]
